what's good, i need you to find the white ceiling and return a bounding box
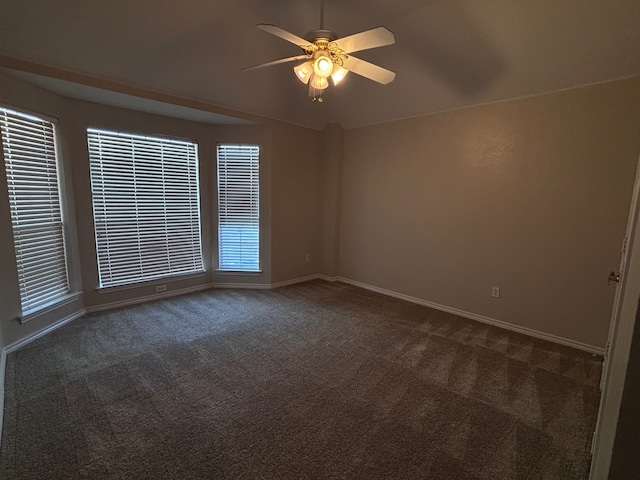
[1,0,639,130]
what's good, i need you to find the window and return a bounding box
[217,144,260,272]
[1,107,70,314]
[87,128,203,288]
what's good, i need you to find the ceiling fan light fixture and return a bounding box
[310,74,329,90]
[247,2,396,102]
[294,61,312,84]
[330,65,348,85]
[313,53,334,78]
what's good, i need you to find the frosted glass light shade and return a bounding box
[294,62,312,84]
[310,74,329,90]
[331,65,348,85]
[313,54,334,78]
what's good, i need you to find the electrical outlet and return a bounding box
[156,284,167,293]
[305,254,310,263]
[491,286,500,298]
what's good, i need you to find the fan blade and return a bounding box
[335,27,395,54]
[341,55,396,85]
[242,55,309,72]
[257,24,314,49]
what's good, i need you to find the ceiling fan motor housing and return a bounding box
[305,29,338,42]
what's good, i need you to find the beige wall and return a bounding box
[270,123,324,283]
[0,72,325,347]
[320,123,344,277]
[339,77,640,349]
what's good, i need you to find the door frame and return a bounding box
[590,154,640,479]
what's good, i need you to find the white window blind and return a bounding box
[1,107,70,313]
[217,144,260,272]
[88,128,204,288]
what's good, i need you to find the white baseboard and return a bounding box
[85,284,212,314]
[270,274,318,289]
[270,274,332,289]
[5,310,86,354]
[336,276,605,356]
[316,274,339,283]
[210,282,272,289]
[212,274,338,290]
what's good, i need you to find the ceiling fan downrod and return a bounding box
[305,0,337,43]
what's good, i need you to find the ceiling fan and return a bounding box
[243,0,396,102]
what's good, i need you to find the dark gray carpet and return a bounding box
[0,280,602,479]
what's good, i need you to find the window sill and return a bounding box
[19,292,82,325]
[214,269,262,276]
[96,271,206,294]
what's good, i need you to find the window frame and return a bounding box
[216,143,261,274]
[0,105,72,319]
[87,127,205,289]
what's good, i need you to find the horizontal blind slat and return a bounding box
[1,107,70,312]
[217,145,260,272]
[88,128,203,288]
